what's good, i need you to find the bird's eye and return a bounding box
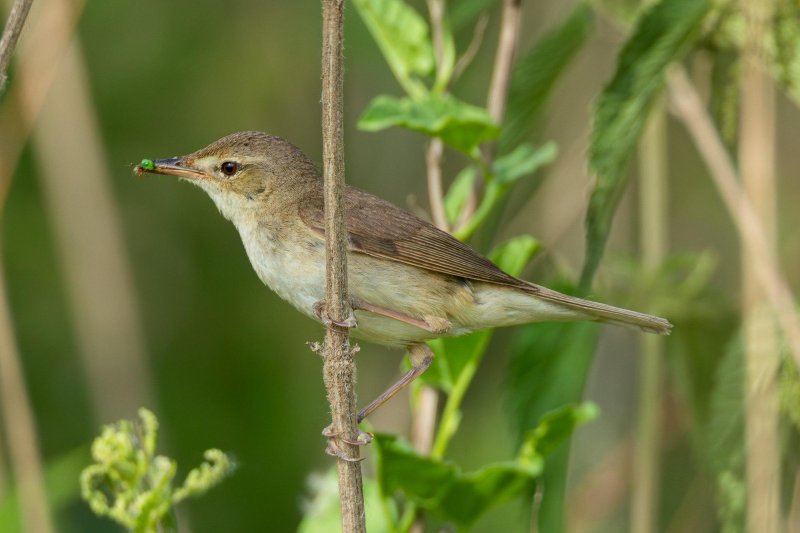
[221,161,239,176]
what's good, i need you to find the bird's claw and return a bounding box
[323,425,372,462]
[313,300,358,329]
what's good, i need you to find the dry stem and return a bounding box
[0,258,53,533]
[667,66,800,370]
[0,0,33,90]
[739,0,780,529]
[320,0,366,530]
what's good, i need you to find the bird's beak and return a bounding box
[139,157,208,182]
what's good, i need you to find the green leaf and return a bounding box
[358,93,499,154]
[444,167,477,226]
[771,0,800,105]
[420,236,541,391]
[299,468,398,533]
[450,0,498,31]
[710,48,741,145]
[494,142,558,185]
[453,143,556,240]
[352,0,434,98]
[500,3,594,152]
[506,306,601,533]
[373,404,595,528]
[708,332,746,532]
[580,0,712,290]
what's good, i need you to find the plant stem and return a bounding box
[0,0,33,90]
[0,254,53,533]
[631,100,667,533]
[320,1,366,531]
[666,66,800,370]
[461,0,523,226]
[739,0,780,530]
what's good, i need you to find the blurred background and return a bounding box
[0,0,798,531]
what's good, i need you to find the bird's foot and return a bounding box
[322,425,373,462]
[313,300,358,329]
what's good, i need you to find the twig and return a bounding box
[0,0,87,208]
[320,1,366,531]
[631,100,667,533]
[452,15,488,83]
[739,0,780,530]
[461,0,523,225]
[0,257,53,533]
[0,0,33,90]
[666,66,800,369]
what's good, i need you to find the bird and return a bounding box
[136,131,671,432]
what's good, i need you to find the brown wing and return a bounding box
[299,183,528,289]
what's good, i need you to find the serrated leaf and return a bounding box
[373,403,594,528]
[494,142,558,185]
[352,0,434,97]
[710,48,741,145]
[420,236,541,391]
[581,0,712,290]
[505,304,601,533]
[454,143,557,241]
[358,93,499,153]
[771,0,800,105]
[444,167,477,226]
[708,332,746,532]
[501,3,594,152]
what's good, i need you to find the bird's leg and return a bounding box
[357,343,434,422]
[351,299,450,333]
[313,300,358,329]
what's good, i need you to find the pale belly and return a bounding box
[236,224,579,349]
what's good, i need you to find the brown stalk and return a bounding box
[0,0,33,89]
[461,0,523,226]
[666,66,800,370]
[630,101,667,533]
[0,257,53,533]
[739,0,780,530]
[320,0,366,530]
[32,40,155,420]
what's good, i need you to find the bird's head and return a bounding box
[138,131,320,220]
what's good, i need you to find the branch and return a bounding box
[666,66,800,369]
[461,0,523,225]
[320,0,366,531]
[0,0,34,91]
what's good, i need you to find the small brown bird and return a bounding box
[137,131,671,424]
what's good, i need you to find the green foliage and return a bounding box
[298,469,397,533]
[780,354,800,431]
[708,334,746,533]
[505,301,601,532]
[500,3,594,152]
[581,0,712,290]
[772,0,800,105]
[358,93,499,155]
[453,143,557,240]
[351,0,434,98]
[421,236,540,394]
[449,0,498,31]
[710,49,741,145]
[373,403,596,529]
[80,409,234,533]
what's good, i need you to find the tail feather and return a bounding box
[526,284,672,335]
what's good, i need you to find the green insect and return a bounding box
[140,159,155,171]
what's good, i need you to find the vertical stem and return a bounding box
[0,254,53,533]
[462,0,523,223]
[740,0,779,530]
[320,1,366,531]
[631,102,667,533]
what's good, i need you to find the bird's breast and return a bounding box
[236,219,326,319]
